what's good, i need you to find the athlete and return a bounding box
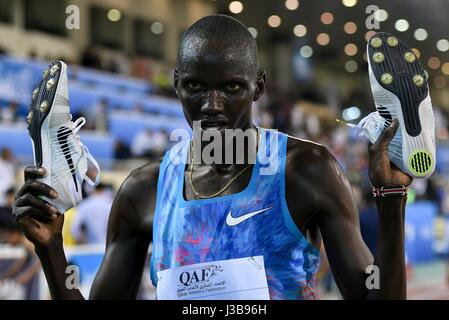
[13,15,412,299]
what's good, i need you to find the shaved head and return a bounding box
[177,14,259,75]
[174,15,266,133]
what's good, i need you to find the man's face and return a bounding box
[175,40,265,131]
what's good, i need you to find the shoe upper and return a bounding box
[356,111,404,172]
[31,61,100,214]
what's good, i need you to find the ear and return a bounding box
[173,68,179,97]
[253,69,266,102]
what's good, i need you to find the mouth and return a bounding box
[200,117,230,130]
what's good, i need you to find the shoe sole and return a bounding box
[367,32,435,177]
[28,61,64,167]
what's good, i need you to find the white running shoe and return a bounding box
[27,61,100,214]
[360,32,436,178]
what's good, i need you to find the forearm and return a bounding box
[89,239,149,300]
[34,236,84,300]
[367,197,407,299]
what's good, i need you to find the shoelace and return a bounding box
[337,112,403,160]
[336,112,389,140]
[336,114,371,138]
[48,117,100,186]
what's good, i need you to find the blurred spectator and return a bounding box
[268,100,289,132]
[93,98,108,133]
[108,56,121,74]
[154,68,174,97]
[131,128,169,159]
[0,148,18,207]
[0,188,15,230]
[441,184,449,216]
[290,105,305,138]
[114,54,131,75]
[317,247,336,296]
[132,103,145,114]
[258,108,274,128]
[84,98,108,131]
[411,178,440,204]
[131,128,155,158]
[152,129,169,158]
[81,49,102,70]
[0,102,18,123]
[305,114,321,139]
[130,57,153,80]
[359,189,379,256]
[0,212,41,300]
[71,183,114,244]
[114,140,131,159]
[27,49,37,59]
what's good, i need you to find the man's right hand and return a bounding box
[13,166,64,248]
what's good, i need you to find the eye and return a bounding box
[187,81,202,91]
[226,82,241,92]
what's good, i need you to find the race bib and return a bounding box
[156,256,270,300]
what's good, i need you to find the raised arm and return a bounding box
[13,162,160,300]
[306,120,410,299]
[89,163,159,299]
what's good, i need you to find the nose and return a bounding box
[201,90,224,115]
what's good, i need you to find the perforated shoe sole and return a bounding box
[367,32,435,178]
[28,61,65,167]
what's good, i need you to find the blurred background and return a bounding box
[0,0,448,300]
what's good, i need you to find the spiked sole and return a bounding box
[27,62,63,167]
[367,32,434,177]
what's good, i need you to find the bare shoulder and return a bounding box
[285,135,339,176]
[285,135,356,221]
[109,159,162,232]
[120,159,162,197]
[285,135,351,200]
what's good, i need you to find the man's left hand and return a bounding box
[368,119,413,188]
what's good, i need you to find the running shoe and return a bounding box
[361,32,436,178]
[27,61,100,214]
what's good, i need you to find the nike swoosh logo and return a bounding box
[57,126,78,192]
[226,207,272,227]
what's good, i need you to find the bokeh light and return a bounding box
[293,24,307,37]
[395,19,409,32]
[285,0,299,11]
[345,61,358,73]
[268,15,282,28]
[428,57,441,70]
[342,0,357,8]
[344,22,357,34]
[229,1,244,14]
[300,45,313,58]
[317,33,330,46]
[107,9,121,22]
[344,43,358,56]
[320,12,334,25]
